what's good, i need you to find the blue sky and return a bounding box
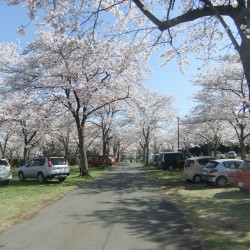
[0,2,200,116]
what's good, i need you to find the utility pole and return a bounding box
[177,117,180,151]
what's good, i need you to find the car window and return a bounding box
[34,159,45,166]
[184,160,191,167]
[239,161,250,170]
[206,161,219,169]
[164,154,180,161]
[0,160,8,166]
[223,161,235,169]
[27,160,35,167]
[51,158,67,165]
[234,161,243,169]
[197,158,212,165]
[158,154,163,161]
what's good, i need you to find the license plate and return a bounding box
[239,182,243,187]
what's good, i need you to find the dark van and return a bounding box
[156,152,189,170]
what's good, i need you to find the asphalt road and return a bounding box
[0,163,204,250]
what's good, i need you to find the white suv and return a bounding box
[201,159,243,187]
[0,159,12,185]
[18,157,70,183]
[183,156,216,183]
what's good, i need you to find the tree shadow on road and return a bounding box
[71,164,204,250]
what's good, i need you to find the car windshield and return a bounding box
[205,161,219,169]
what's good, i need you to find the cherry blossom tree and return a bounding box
[89,103,121,166]
[191,53,250,158]
[131,0,250,105]
[6,0,250,108]
[3,31,148,174]
[0,42,19,73]
[125,87,176,165]
[182,117,234,155]
[0,89,49,161]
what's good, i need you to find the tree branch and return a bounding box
[132,0,240,51]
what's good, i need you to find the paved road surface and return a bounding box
[0,163,204,250]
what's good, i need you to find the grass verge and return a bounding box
[0,165,111,231]
[142,165,250,250]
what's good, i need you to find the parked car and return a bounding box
[0,159,12,185]
[88,155,116,167]
[201,159,243,187]
[234,160,250,191]
[227,151,237,158]
[213,151,225,159]
[18,156,70,183]
[155,152,189,170]
[183,156,216,183]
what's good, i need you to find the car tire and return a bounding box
[58,178,66,182]
[193,175,202,183]
[18,172,25,182]
[37,172,45,184]
[216,176,227,187]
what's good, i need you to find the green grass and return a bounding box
[142,165,250,250]
[0,165,111,230]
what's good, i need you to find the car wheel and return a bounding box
[216,176,227,187]
[58,178,66,182]
[37,172,45,184]
[193,175,202,183]
[18,172,25,182]
[168,165,174,171]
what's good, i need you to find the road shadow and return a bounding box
[71,164,204,250]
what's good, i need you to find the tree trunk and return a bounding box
[238,125,247,160]
[23,137,29,163]
[76,124,89,176]
[239,37,250,102]
[145,127,150,165]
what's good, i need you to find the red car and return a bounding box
[234,160,250,191]
[88,156,116,167]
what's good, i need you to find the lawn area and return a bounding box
[143,165,250,250]
[0,164,111,231]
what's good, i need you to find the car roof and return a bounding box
[186,156,214,160]
[210,159,243,162]
[159,151,185,154]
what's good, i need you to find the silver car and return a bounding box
[0,159,12,185]
[201,159,243,187]
[227,151,237,158]
[18,157,70,183]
